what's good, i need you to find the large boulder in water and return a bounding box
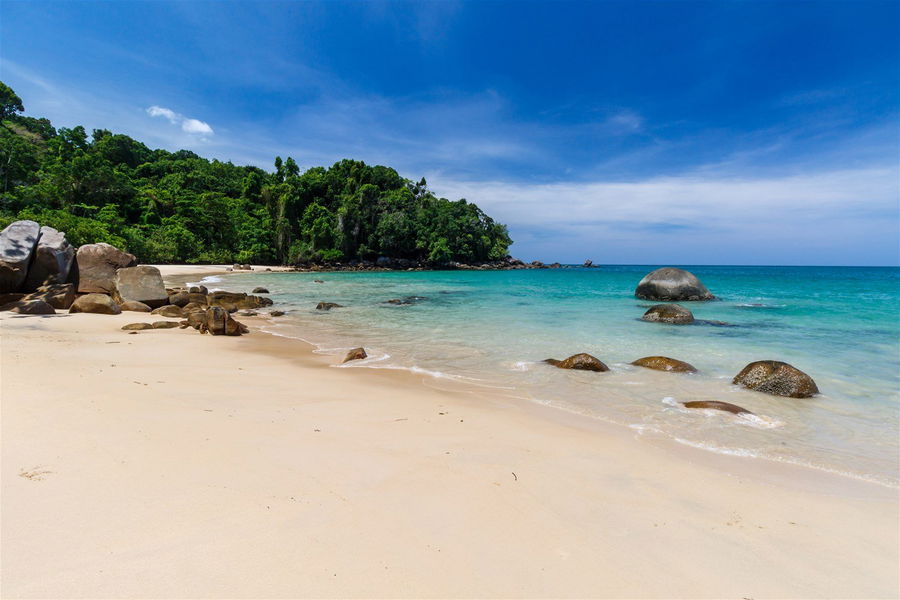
[75,243,137,293]
[22,226,75,291]
[69,293,122,315]
[544,353,609,372]
[635,267,714,301]
[631,356,697,373]
[0,220,40,292]
[112,265,168,308]
[641,303,694,324]
[732,360,818,398]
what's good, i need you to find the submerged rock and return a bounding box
[682,401,753,415]
[270,310,285,317]
[544,353,609,372]
[641,303,694,324]
[69,293,122,315]
[733,360,818,398]
[635,267,715,301]
[343,347,368,363]
[0,220,40,292]
[631,356,697,373]
[316,302,343,310]
[252,287,269,294]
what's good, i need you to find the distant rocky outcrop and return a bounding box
[544,353,609,372]
[631,356,697,373]
[0,220,40,292]
[733,360,818,398]
[75,243,137,294]
[641,303,695,324]
[635,267,715,301]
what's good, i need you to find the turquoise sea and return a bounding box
[203,266,900,487]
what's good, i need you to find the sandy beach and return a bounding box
[1,268,898,599]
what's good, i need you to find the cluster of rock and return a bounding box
[0,219,280,339]
[543,350,817,411]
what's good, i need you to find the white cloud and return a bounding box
[146,105,214,136]
[181,117,214,135]
[430,166,900,265]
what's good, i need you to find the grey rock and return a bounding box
[112,265,168,308]
[23,226,75,291]
[635,267,715,301]
[75,243,137,294]
[0,220,40,292]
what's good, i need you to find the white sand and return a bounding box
[1,302,897,598]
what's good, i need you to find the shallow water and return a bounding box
[204,265,900,487]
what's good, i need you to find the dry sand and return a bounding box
[1,274,898,598]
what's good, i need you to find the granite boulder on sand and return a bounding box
[0,220,40,292]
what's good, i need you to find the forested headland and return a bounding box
[0,82,512,266]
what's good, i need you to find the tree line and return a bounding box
[0,82,512,265]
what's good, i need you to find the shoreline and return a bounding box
[1,269,898,597]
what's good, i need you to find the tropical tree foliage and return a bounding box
[0,82,512,265]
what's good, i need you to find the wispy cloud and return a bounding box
[147,105,214,136]
[431,166,900,265]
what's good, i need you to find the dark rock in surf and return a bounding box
[544,353,609,372]
[316,302,342,310]
[641,303,694,324]
[343,347,368,363]
[732,360,818,398]
[631,356,697,373]
[682,401,753,415]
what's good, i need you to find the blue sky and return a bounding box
[1,0,898,265]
